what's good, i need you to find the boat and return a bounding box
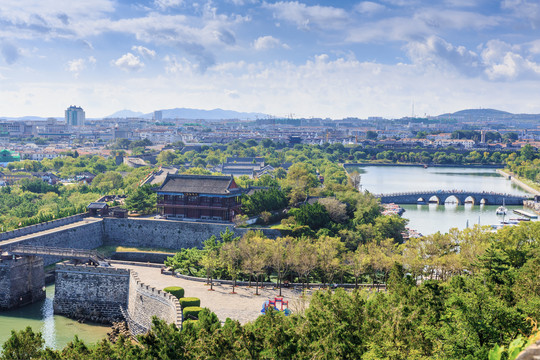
[496,198,507,215]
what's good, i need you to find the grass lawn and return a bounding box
[96,245,177,257]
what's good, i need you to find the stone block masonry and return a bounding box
[0,256,45,310]
[53,263,182,336]
[126,271,182,336]
[53,264,130,323]
[0,213,89,241]
[0,220,104,266]
[102,218,280,249]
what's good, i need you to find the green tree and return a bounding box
[124,184,156,214]
[1,327,44,360]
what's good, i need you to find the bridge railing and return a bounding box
[374,190,529,198]
[6,245,106,262]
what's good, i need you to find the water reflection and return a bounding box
[353,166,535,235]
[41,296,56,349]
[0,285,109,349]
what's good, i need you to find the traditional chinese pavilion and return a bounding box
[156,174,242,221]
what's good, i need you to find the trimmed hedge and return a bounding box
[163,286,184,299]
[179,297,200,308]
[183,306,203,320]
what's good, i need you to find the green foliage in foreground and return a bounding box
[163,286,184,300]
[4,222,540,359]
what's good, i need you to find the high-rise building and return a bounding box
[65,106,85,126]
[153,110,162,121]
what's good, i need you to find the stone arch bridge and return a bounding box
[375,190,531,205]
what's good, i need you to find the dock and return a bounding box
[513,209,538,219]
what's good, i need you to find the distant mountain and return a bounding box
[150,107,267,120]
[437,108,514,119]
[105,109,145,118]
[103,107,268,120]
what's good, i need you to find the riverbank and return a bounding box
[496,169,540,196]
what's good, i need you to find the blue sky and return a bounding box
[1,0,540,119]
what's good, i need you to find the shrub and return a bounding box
[179,297,200,308]
[182,319,199,326]
[183,306,203,320]
[163,286,184,299]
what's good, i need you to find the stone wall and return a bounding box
[1,220,104,266]
[52,263,182,335]
[0,213,89,241]
[103,218,280,250]
[111,252,175,264]
[53,264,130,323]
[126,271,182,336]
[0,256,45,310]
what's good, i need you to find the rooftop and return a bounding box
[158,174,241,195]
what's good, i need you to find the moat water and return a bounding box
[0,284,109,349]
[349,165,535,235]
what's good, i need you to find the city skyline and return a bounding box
[1,0,540,119]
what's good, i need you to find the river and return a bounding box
[0,284,110,349]
[350,165,535,235]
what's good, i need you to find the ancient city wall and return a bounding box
[103,218,280,250]
[126,271,182,336]
[1,221,104,266]
[0,213,89,241]
[0,256,45,310]
[53,263,182,334]
[53,264,130,323]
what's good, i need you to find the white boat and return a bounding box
[496,198,507,215]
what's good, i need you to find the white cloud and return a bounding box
[347,17,429,43]
[502,0,540,28]
[481,40,540,80]
[252,36,289,50]
[132,45,156,58]
[263,1,349,30]
[348,9,500,44]
[155,0,183,10]
[113,53,144,71]
[67,58,85,77]
[354,2,386,15]
[67,56,97,77]
[404,36,540,81]
[406,36,481,76]
[414,9,501,31]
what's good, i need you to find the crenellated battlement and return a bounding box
[56,263,130,275]
[128,270,182,330]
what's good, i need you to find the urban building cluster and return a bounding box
[0,106,539,169]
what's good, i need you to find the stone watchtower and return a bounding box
[0,255,45,309]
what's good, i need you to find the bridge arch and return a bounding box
[464,196,476,205]
[428,195,441,204]
[442,195,460,205]
[417,197,426,204]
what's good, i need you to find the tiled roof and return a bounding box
[87,202,108,209]
[158,174,241,195]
